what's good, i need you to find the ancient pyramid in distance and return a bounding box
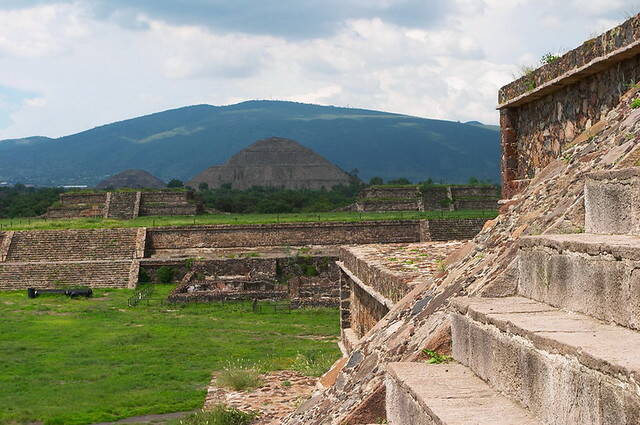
[95,169,166,189]
[188,137,353,190]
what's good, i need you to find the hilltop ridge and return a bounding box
[0,100,500,186]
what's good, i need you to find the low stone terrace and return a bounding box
[340,241,465,303]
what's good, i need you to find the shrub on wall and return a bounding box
[156,266,175,283]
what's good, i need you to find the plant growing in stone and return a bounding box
[291,351,337,377]
[540,52,561,65]
[423,349,452,364]
[217,361,263,391]
[631,98,640,109]
[175,405,258,425]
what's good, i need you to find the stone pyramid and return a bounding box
[189,137,353,190]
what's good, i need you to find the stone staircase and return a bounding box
[385,168,640,424]
[0,228,142,289]
[104,191,140,219]
[5,228,139,262]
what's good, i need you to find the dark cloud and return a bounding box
[0,0,455,38]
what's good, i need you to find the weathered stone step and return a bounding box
[6,228,138,262]
[585,168,640,235]
[452,296,640,425]
[386,362,541,425]
[0,260,134,290]
[519,233,640,330]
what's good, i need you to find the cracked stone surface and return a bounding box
[205,370,317,424]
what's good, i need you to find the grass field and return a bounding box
[0,210,497,232]
[0,285,340,425]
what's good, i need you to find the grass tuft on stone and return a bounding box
[216,362,263,391]
[171,406,258,425]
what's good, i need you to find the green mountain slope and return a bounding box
[0,100,500,186]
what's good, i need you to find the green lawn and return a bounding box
[0,286,340,425]
[0,210,497,231]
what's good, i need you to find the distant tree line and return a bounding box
[0,175,497,218]
[0,185,64,218]
[194,183,363,214]
[368,176,495,186]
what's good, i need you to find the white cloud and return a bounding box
[0,1,635,139]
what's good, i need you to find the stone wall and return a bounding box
[0,261,135,290]
[145,221,421,252]
[45,190,200,219]
[146,255,340,306]
[357,185,498,212]
[425,218,488,241]
[499,14,640,198]
[6,228,139,262]
[0,228,140,289]
[60,193,108,206]
[350,279,390,338]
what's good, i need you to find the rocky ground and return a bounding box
[205,370,318,424]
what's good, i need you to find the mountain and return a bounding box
[189,137,353,190]
[0,100,500,186]
[95,169,166,189]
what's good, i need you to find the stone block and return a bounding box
[385,362,541,425]
[585,168,640,235]
[519,233,640,330]
[451,296,640,425]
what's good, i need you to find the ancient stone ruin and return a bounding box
[44,190,202,219]
[188,137,354,190]
[356,184,498,212]
[282,13,640,425]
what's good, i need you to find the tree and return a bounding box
[369,176,384,185]
[198,182,209,191]
[388,177,411,185]
[167,179,184,188]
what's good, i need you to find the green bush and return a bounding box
[174,406,258,425]
[138,268,150,283]
[631,98,640,109]
[156,266,175,283]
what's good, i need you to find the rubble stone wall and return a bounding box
[350,279,391,338]
[499,14,640,197]
[426,218,489,241]
[145,221,421,251]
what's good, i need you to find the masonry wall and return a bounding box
[350,280,390,338]
[60,193,108,206]
[145,221,421,252]
[357,185,498,212]
[426,218,488,241]
[499,14,640,198]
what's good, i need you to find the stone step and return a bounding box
[585,168,640,235]
[519,233,640,330]
[451,296,640,425]
[6,228,138,262]
[385,362,541,425]
[0,260,134,290]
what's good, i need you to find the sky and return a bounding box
[0,0,636,139]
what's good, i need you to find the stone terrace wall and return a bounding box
[145,221,421,252]
[499,13,640,198]
[60,193,108,206]
[425,218,488,241]
[140,191,192,203]
[357,185,498,212]
[45,190,200,219]
[0,261,134,290]
[360,187,420,199]
[6,228,139,262]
